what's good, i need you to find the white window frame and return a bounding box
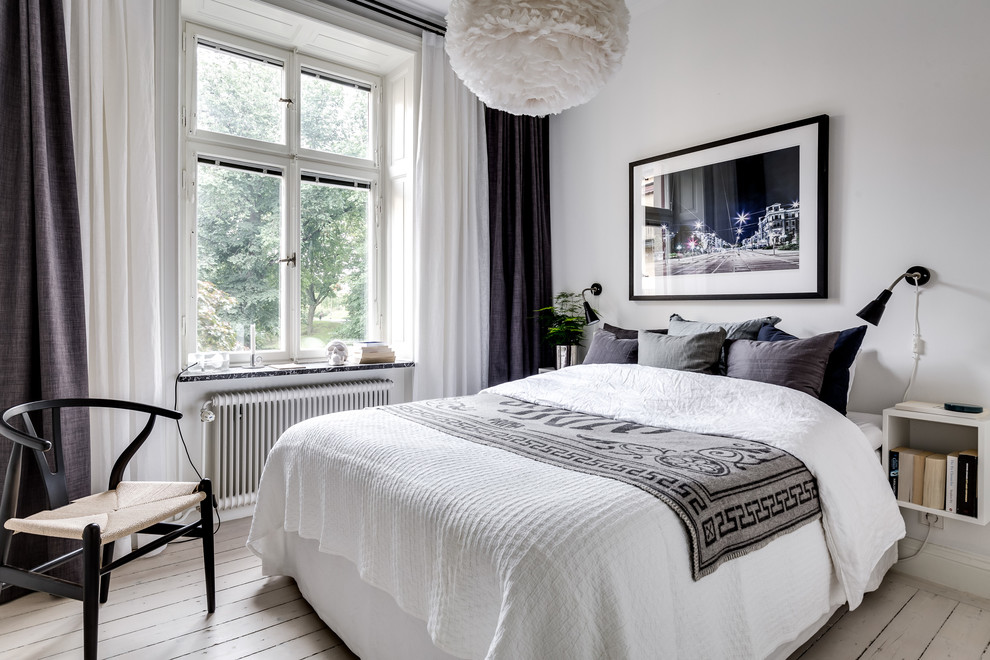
[180,22,384,364]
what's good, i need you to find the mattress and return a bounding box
[248,365,905,659]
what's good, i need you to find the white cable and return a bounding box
[902,279,922,401]
[898,514,934,561]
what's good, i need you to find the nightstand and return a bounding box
[882,406,989,525]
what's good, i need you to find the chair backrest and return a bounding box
[0,399,183,520]
[0,401,83,513]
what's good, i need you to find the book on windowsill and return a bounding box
[352,343,396,364]
[356,342,389,351]
[922,454,947,510]
[356,354,396,364]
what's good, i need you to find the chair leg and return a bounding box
[82,524,102,660]
[199,478,216,613]
[100,542,115,603]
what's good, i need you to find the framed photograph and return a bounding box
[629,116,828,300]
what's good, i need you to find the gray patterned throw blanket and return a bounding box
[382,394,821,579]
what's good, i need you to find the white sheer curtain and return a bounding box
[65,0,167,493]
[413,33,490,399]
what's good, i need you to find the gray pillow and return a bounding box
[667,313,781,340]
[638,328,726,373]
[583,330,638,364]
[725,331,840,398]
[603,322,666,340]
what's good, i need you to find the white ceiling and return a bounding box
[385,0,655,29]
[388,0,448,22]
[182,0,418,73]
[379,0,447,26]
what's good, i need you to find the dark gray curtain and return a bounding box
[485,108,553,385]
[0,0,90,601]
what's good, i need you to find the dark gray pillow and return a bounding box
[667,313,782,375]
[638,328,726,373]
[603,322,666,340]
[667,313,781,340]
[583,330,638,364]
[725,331,840,398]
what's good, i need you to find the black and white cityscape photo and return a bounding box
[640,145,800,278]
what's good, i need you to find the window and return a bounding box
[182,24,398,364]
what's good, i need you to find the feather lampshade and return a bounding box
[445,0,630,116]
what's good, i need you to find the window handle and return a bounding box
[277,252,296,267]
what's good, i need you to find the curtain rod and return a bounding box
[346,0,446,35]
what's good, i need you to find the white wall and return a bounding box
[550,0,990,559]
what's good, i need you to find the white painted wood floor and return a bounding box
[0,516,356,659]
[788,571,990,660]
[2,516,989,659]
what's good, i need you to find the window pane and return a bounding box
[299,178,369,348]
[197,42,284,144]
[300,70,371,159]
[196,161,282,352]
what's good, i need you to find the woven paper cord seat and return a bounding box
[5,481,206,543]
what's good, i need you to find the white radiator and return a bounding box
[206,379,393,511]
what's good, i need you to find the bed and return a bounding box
[247,364,904,660]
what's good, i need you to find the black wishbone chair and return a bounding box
[0,399,215,659]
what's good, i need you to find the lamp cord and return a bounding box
[902,282,922,401]
[898,513,934,562]
[174,364,204,481]
[171,364,222,541]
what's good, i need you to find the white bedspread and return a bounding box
[248,365,905,660]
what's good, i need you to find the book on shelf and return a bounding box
[911,450,933,505]
[922,453,946,510]
[890,447,933,504]
[888,449,900,496]
[957,449,978,517]
[892,446,913,502]
[946,451,960,513]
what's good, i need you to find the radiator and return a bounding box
[206,379,393,511]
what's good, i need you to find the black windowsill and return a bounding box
[177,361,414,383]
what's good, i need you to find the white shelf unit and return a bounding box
[882,407,989,525]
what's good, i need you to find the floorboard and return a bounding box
[3,516,989,659]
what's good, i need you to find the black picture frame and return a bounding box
[629,115,828,301]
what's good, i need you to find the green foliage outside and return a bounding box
[536,292,588,347]
[194,44,372,353]
[197,44,283,144]
[300,72,370,159]
[337,272,366,340]
[197,164,281,350]
[197,280,238,351]
[300,182,368,342]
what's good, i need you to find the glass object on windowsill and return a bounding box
[188,352,229,372]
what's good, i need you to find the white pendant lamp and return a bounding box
[444,0,630,117]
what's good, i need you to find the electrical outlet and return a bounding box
[920,512,943,529]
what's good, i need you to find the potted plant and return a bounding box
[536,292,589,369]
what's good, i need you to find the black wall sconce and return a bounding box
[856,266,931,325]
[581,283,602,325]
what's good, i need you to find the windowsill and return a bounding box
[177,360,415,383]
